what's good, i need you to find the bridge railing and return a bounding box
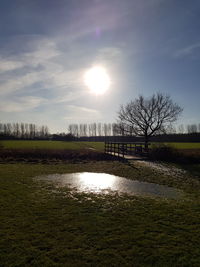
[105,142,149,158]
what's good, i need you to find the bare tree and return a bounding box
[93,123,97,136]
[187,124,198,134]
[83,124,88,136]
[103,123,108,136]
[112,123,119,136]
[79,124,84,137]
[88,124,93,137]
[118,93,183,149]
[0,123,3,134]
[178,124,184,134]
[89,123,97,136]
[97,123,102,136]
[20,123,25,138]
[165,124,176,134]
[107,123,112,136]
[25,123,29,138]
[68,124,79,137]
[68,124,73,135]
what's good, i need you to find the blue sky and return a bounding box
[0,0,200,132]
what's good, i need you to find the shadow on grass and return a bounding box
[0,148,117,163]
[148,144,200,164]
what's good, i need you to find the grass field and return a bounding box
[160,142,200,149]
[1,140,200,265]
[0,140,105,151]
[0,161,200,266]
[1,140,200,151]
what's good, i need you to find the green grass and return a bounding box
[161,142,200,149]
[1,140,200,151]
[0,141,105,151]
[0,161,200,266]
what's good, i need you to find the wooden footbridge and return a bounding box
[104,142,149,160]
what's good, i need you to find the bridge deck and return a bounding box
[106,152,145,160]
[105,141,149,160]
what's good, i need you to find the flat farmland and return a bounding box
[0,140,105,151]
[163,142,200,149]
[0,140,200,266]
[1,140,200,151]
[0,161,200,266]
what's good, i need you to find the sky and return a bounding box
[0,0,200,133]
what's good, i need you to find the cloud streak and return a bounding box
[64,105,101,122]
[0,58,25,73]
[174,42,200,58]
[0,96,46,112]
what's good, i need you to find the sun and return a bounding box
[84,66,110,95]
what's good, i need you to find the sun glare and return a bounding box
[84,66,110,95]
[79,172,115,191]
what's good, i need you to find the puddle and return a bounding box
[36,172,183,199]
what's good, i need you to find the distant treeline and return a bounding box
[0,123,49,139]
[101,133,200,143]
[68,123,120,137]
[68,123,200,137]
[66,122,200,142]
[1,122,200,142]
[51,133,200,142]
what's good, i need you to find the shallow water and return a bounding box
[37,172,183,199]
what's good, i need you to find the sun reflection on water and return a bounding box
[78,172,115,191]
[37,172,182,199]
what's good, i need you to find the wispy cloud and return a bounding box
[0,72,44,96]
[0,32,122,115]
[174,42,200,58]
[0,38,87,104]
[0,96,46,112]
[0,58,25,73]
[96,46,123,64]
[0,0,128,122]
[55,91,86,103]
[64,105,101,122]
[0,38,61,96]
[66,105,100,114]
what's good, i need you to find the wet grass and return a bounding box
[0,161,200,266]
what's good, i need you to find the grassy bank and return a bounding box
[0,149,114,163]
[0,161,200,266]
